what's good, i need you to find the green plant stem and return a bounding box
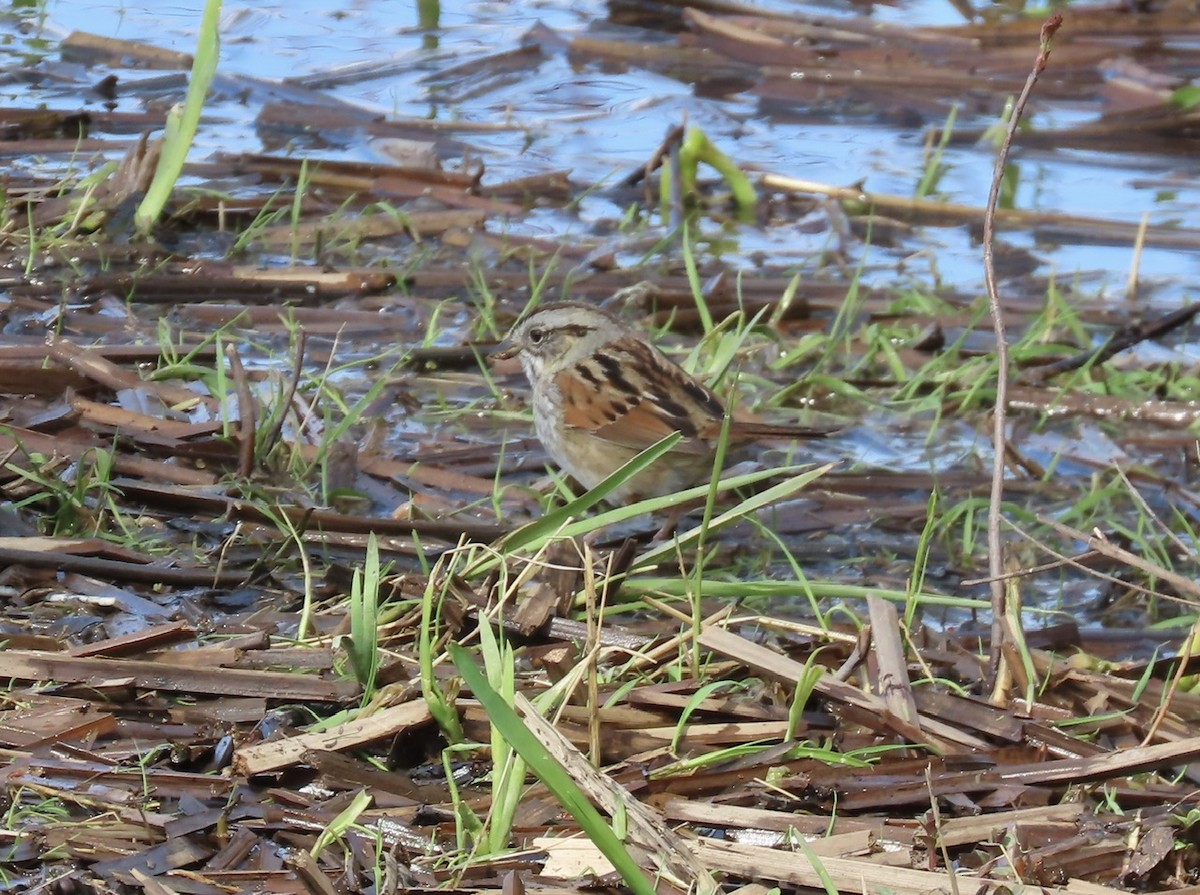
[449,641,659,895]
[678,127,757,221]
[135,0,221,233]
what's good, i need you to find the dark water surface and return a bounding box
[10,0,1200,299]
[2,0,1198,636]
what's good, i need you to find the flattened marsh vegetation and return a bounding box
[0,1,1199,892]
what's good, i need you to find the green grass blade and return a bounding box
[477,620,527,854]
[621,577,988,610]
[347,534,381,703]
[135,0,221,233]
[421,563,464,743]
[309,789,372,861]
[448,641,658,895]
[466,432,682,573]
[632,462,835,570]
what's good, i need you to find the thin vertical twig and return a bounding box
[984,15,1063,694]
[259,329,307,457]
[225,344,256,480]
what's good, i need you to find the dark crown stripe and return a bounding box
[556,324,594,339]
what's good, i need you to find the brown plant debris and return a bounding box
[3,5,1200,894]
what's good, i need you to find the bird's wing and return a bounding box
[554,340,724,455]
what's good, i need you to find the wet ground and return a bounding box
[2,3,1200,609]
[9,0,1200,291]
[2,2,1200,891]
[4,0,1198,629]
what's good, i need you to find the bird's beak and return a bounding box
[490,339,520,361]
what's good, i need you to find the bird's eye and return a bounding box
[528,327,546,344]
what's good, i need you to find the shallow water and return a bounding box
[13,0,1200,300]
[0,0,1196,634]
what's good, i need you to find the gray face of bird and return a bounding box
[496,304,625,381]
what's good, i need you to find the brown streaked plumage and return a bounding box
[493,302,822,504]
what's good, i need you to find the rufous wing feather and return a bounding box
[555,367,696,451]
[554,348,720,455]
